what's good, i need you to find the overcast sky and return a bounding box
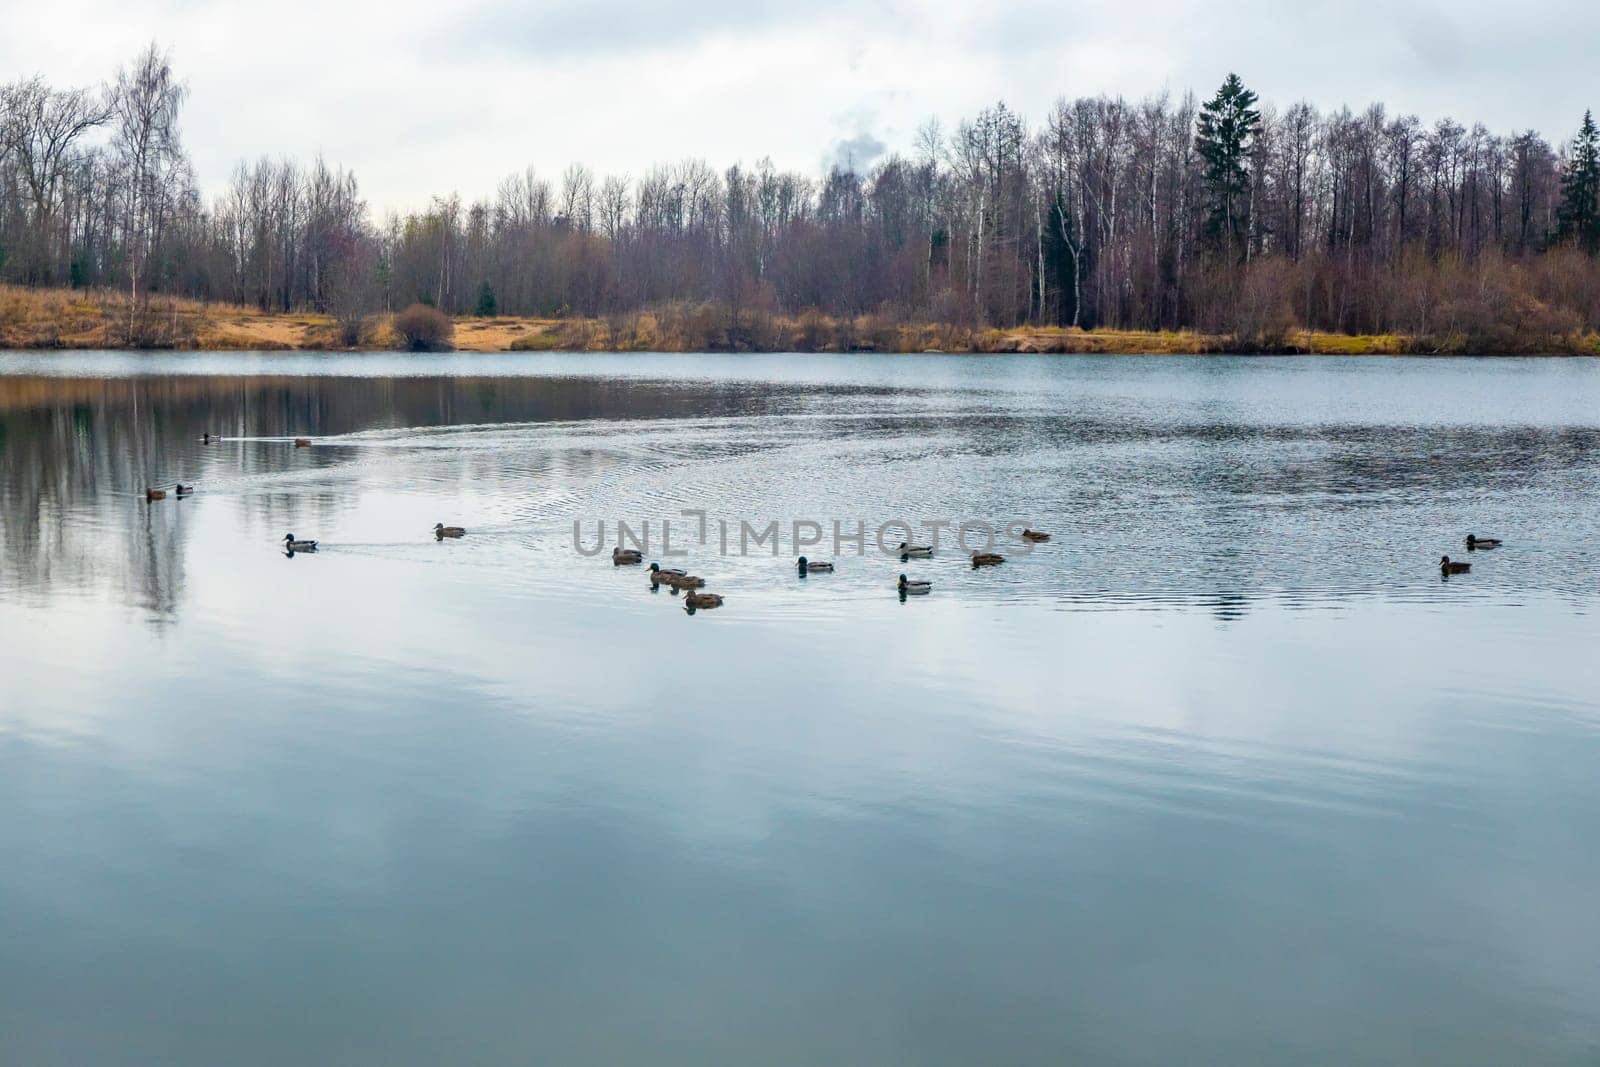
[2,0,1593,213]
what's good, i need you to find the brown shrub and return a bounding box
[1230,259,1297,351]
[393,303,454,351]
[792,309,829,351]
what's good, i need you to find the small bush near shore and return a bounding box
[393,303,454,351]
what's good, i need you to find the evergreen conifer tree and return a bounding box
[475,281,498,317]
[1195,73,1261,258]
[1557,110,1600,253]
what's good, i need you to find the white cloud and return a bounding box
[1,0,1594,213]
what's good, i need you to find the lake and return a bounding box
[3,351,1599,1065]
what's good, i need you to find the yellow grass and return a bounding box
[982,326,1222,354]
[0,285,326,350]
[1286,330,1412,355]
[5,286,1598,355]
[456,317,562,352]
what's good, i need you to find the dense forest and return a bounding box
[6,47,1600,348]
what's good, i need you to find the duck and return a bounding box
[174,483,193,497]
[1021,529,1051,543]
[1465,534,1502,550]
[284,533,318,552]
[898,542,933,558]
[648,563,688,582]
[145,487,167,501]
[971,552,1005,567]
[293,438,312,448]
[434,523,466,538]
[1440,555,1470,575]
[797,556,834,575]
[201,432,216,444]
[613,547,644,565]
[898,573,932,595]
[683,591,724,609]
[665,574,707,589]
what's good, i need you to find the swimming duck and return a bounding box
[284,533,318,552]
[1440,555,1470,575]
[145,487,167,501]
[971,552,1005,567]
[613,547,644,565]
[665,574,707,589]
[201,433,216,444]
[797,556,834,575]
[1021,529,1051,543]
[1465,534,1502,550]
[648,563,688,582]
[898,573,932,595]
[434,523,466,538]
[293,438,312,448]
[683,591,724,609]
[174,483,193,497]
[898,542,933,558]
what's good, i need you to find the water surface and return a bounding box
[3,352,1599,1065]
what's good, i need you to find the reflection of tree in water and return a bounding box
[2,379,202,621]
[1206,591,1250,622]
[17,368,1592,621]
[0,373,841,618]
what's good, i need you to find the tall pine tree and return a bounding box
[1558,110,1600,253]
[1195,73,1261,260]
[475,281,498,317]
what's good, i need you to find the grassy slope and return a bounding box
[4,286,1597,355]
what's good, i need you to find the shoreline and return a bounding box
[4,286,1599,356]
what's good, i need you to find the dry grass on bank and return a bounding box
[5,286,1599,356]
[0,285,336,350]
[0,285,572,353]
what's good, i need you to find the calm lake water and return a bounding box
[3,351,1599,1065]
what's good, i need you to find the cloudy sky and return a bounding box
[2,0,1593,212]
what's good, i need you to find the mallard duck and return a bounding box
[434,523,466,538]
[971,552,1005,567]
[613,547,643,565]
[898,573,932,595]
[665,574,706,589]
[284,533,318,551]
[293,438,312,448]
[201,433,216,444]
[1440,555,1470,575]
[174,483,193,497]
[1465,534,1502,550]
[898,542,933,558]
[145,487,167,501]
[648,563,688,582]
[1021,529,1051,542]
[797,556,834,574]
[683,591,724,609]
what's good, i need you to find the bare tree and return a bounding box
[1,76,111,282]
[5,51,1599,352]
[112,44,186,334]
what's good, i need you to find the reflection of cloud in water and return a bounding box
[4,355,1600,1064]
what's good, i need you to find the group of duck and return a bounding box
[608,550,733,612]
[144,434,314,503]
[609,527,1053,609]
[280,523,463,556]
[1440,533,1504,574]
[144,483,194,501]
[196,433,311,447]
[277,527,1509,585]
[613,555,726,612]
[148,448,1504,592]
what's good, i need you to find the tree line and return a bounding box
[6,47,1600,346]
